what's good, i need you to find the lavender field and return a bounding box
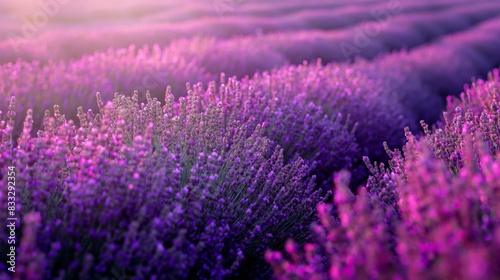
[1,0,500,279]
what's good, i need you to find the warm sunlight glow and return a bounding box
[3,0,181,27]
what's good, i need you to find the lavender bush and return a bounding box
[367,67,500,212]
[189,75,361,189]
[267,138,500,279]
[0,90,326,279]
[266,67,500,279]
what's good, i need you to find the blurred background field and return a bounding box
[2,0,500,62]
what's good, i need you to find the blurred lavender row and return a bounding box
[1,0,499,63]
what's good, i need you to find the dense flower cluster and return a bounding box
[187,77,360,189]
[266,68,500,279]
[368,67,500,207]
[0,90,326,279]
[237,61,415,175]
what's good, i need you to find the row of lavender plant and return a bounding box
[3,16,500,191]
[0,88,329,279]
[266,68,500,279]
[3,13,500,131]
[0,45,212,135]
[222,15,500,181]
[356,15,500,125]
[229,0,500,67]
[113,1,500,78]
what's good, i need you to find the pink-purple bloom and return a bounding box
[267,67,500,280]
